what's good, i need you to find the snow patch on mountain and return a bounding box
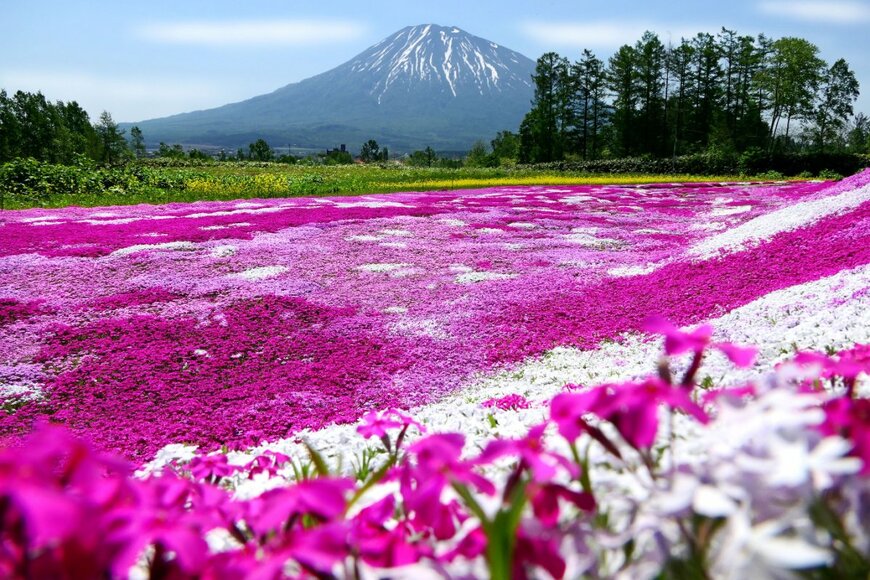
[348,24,534,102]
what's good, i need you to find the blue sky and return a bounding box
[1,0,868,122]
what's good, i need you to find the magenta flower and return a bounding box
[349,496,422,566]
[528,482,595,526]
[288,522,353,574]
[643,316,758,368]
[401,434,494,538]
[551,378,708,450]
[408,433,494,494]
[188,453,238,482]
[475,423,578,482]
[482,393,531,411]
[357,408,424,439]
[105,475,210,577]
[513,526,567,580]
[796,344,870,397]
[439,526,487,563]
[244,477,353,536]
[821,397,870,475]
[643,317,714,356]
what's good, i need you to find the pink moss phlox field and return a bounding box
[1,174,868,459]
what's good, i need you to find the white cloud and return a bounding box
[138,19,366,47]
[758,1,870,23]
[520,21,715,50]
[0,69,229,121]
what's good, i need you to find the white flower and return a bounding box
[693,484,739,518]
[710,508,832,578]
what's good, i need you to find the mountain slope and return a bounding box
[130,25,536,152]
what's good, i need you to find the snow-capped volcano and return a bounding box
[129,25,536,152]
[348,24,533,101]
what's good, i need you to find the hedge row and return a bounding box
[0,158,191,205]
[522,151,870,177]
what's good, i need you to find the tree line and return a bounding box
[0,90,140,165]
[518,28,867,163]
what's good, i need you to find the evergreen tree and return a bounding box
[634,32,666,155]
[519,52,572,162]
[573,50,607,159]
[607,44,639,156]
[94,111,130,165]
[689,33,722,150]
[666,39,695,156]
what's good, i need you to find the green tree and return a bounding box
[688,33,722,150]
[360,139,380,163]
[634,31,667,155]
[808,58,859,151]
[407,146,437,167]
[188,148,211,161]
[57,100,99,162]
[573,50,608,159]
[0,90,18,162]
[157,142,186,159]
[846,112,869,153]
[94,111,130,165]
[490,131,520,164]
[666,39,695,156]
[10,91,59,162]
[129,126,146,158]
[606,44,639,156]
[464,140,491,167]
[324,149,353,164]
[248,138,274,161]
[755,37,825,147]
[519,52,572,163]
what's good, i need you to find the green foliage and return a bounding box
[94,111,131,166]
[756,37,826,144]
[407,146,438,167]
[737,148,866,176]
[519,52,572,163]
[806,59,860,152]
[360,139,387,163]
[521,28,862,163]
[490,131,520,165]
[187,149,212,162]
[0,90,102,164]
[157,143,186,159]
[818,169,844,180]
[3,154,866,210]
[129,126,146,159]
[323,150,353,165]
[247,139,274,162]
[464,140,492,167]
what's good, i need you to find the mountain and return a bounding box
[129,24,536,153]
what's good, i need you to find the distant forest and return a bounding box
[517,28,868,163]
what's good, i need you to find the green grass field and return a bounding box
[1,160,786,210]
